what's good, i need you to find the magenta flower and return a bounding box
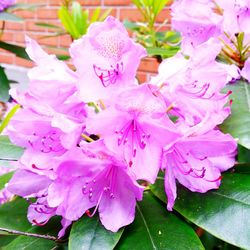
[6,37,86,154]
[163,128,237,211]
[171,0,222,53]
[217,0,250,35]
[8,141,144,235]
[86,84,180,183]
[241,57,250,82]
[70,16,147,102]
[0,0,16,11]
[23,36,78,108]
[151,39,232,126]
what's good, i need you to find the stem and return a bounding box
[0,227,57,241]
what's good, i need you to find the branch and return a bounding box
[0,227,57,241]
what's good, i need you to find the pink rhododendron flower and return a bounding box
[162,127,237,210]
[171,0,222,53]
[217,0,250,35]
[241,57,250,82]
[3,15,239,238]
[70,16,147,102]
[151,39,231,126]
[5,37,86,154]
[0,0,16,11]
[86,84,180,183]
[8,141,144,235]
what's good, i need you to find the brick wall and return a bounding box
[0,0,172,82]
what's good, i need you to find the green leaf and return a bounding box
[69,215,123,250]
[220,80,250,149]
[58,6,80,39]
[99,9,112,22]
[0,171,13,190]
[146,46,179,58]
[0,66,10,102]
[0,12,23,22]
[3,217,60,250]
[0,104,20,134]
[0,136,24,161]
[116,192,204,250]
[35,22,62,30]
[0,41,30,60]
[72,1,87,35]
[0,235,17,248]
[151,173,250,249]
[90,7,100,24]
[0,198,30,231]
[237,144,250,163]
[153,0,169,16]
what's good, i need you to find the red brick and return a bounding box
[37,35,59,47]
[37,8,58,19]
[25,20,47,32]
[136,71,147,84]
[104,0,131,6]
[13,33,25,44]
[0,53,15,64]
[14,57,33,67]
[139,57,159,73]
[14,10,36,19]
[78,0,101,6]
[59,34,72,47]
[1,31,14,42]
[156,8,171,23]
[5,22,24,30]
[119,9,143,22]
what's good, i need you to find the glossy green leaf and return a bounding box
[0,171,13,190]
[151,173,250,249]
[0,198,30,231]
[3,237,55,250]
[4,217,60,250]
[116,192,204,250]
[0,136,24,161]
[237,144,250,163]
[0,12,23,22]
[0,66,10,102]
[69,215,123,250]
[0,41,30,60]
[220,80,250,149]
[0,235,17,248]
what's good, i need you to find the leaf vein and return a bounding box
[136,204,157,250]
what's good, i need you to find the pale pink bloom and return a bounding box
[163,127,237,210]
[171,0,222,54]
[241,57,250,82]
[151,39,232,126]
[86,84,180,183]
[70,16,146,102]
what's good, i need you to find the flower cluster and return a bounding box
[0,0,16,11]
[171,0,250,80]
[5,16,237,236]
